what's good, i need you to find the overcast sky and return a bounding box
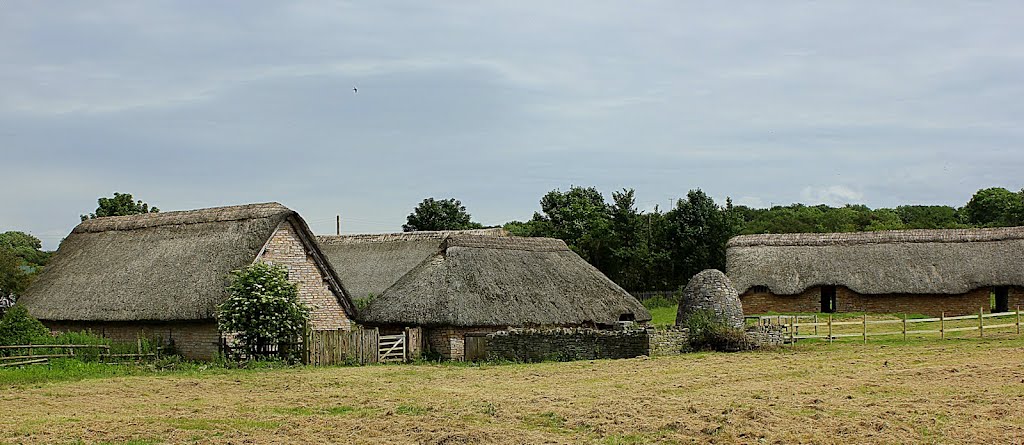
[3,2,1024,249]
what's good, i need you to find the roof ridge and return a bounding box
[74,202,291,233]
[727,226,1024,247]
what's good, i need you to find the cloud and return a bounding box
[800,186,865,207]
[2,2,1024,249]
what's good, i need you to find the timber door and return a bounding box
[465,334,488,361]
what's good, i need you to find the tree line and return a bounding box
[4,187,1024,308]
[405,186,1024,292]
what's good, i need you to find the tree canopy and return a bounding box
[0,231,50,309]
[402,198,483,232]
[81,192,160,221]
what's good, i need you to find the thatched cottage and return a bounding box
[19,203,355,359]
[320,232,651,360]
[317,228,506,303]
[727,227,1024,316]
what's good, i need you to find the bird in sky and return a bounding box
[353,87,358,93]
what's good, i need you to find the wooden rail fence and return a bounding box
[0,342,162,367]
[760,307,1023,344]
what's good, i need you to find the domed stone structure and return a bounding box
[677,269,744,329]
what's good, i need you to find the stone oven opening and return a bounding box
[820,286,837,313]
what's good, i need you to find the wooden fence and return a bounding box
[304,326,423,366]
[0,343,162,367]
[762,307,1023,344]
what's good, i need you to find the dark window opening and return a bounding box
[820,286,837,313]
[750,285,770,294]
[619,313,636,322]
[994,286,1009,313]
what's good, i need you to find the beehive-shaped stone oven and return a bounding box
[677,269,744,329]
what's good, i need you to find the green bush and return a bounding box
[685,309,755,352]
[217,262,309,363]
[0,305,50,348]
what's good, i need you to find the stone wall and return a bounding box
[483,328,650,362]
[747,325,785,347]
[44,320,220,360]
[426,326,506,360]
[259,222,352,331]
[646,327,689,356]
[741,286,1000,317]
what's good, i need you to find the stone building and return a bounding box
[19,203,355,360]
[677,269,743,329]
[320,232,651,360]
[726,227,1024,316]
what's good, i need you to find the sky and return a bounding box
[2,2,1023,249]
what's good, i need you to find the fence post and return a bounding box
[979,307,984,338]
[862,313,867,344]
[827,314,833,344]
[1017,306,1021,336]
[903,313,907,342]
[940,312,945,340]
[814,314,818,337]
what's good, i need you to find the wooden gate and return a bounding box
[305,326,380,366]
[378,334,406,362]
[465,334,488,361]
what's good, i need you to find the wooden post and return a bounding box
[902,313,907,342]
[979,307,984,338]
[814,314,818,337]
[940,311,945,340]
[1017,306,1021,336]
[27,341,32,357]
[137,338,143,358]
[828,314,833,344]
[862,313,867,344]
[336,215,340,236]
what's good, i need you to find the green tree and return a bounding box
[895,205,964,229]
[0,231,50,268]
[0,305,49,346]
[663,190,742,286]
[81,192,160,221]
[402,198,483,232]
[530,186,613,269]
[607,189,651,290]
[0,250,29,309]
[963,187,1024,227]
[217,262,309,362]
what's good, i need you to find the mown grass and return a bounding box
[4,336,1024,444]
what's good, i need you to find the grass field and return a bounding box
[4,336,1024,444]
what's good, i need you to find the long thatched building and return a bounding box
[340,233,651,360]
[316,228,507,303]
[19,203,355,359]
[727,227,1024,316]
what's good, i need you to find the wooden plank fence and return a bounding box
[762,307,1023,344]
[304,326,423,366]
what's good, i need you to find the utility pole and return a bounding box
[336,215,340,235]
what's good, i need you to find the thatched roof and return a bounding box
[316,228,508,301]
[727,227,1024,295]
[20,203,354,321]
[360,234,651,327]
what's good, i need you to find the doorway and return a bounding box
[820,286,837,313]
[994,286,1009,313]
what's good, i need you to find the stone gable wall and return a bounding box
[259,222,351,331]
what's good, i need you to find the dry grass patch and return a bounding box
[3,336,1024,444]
